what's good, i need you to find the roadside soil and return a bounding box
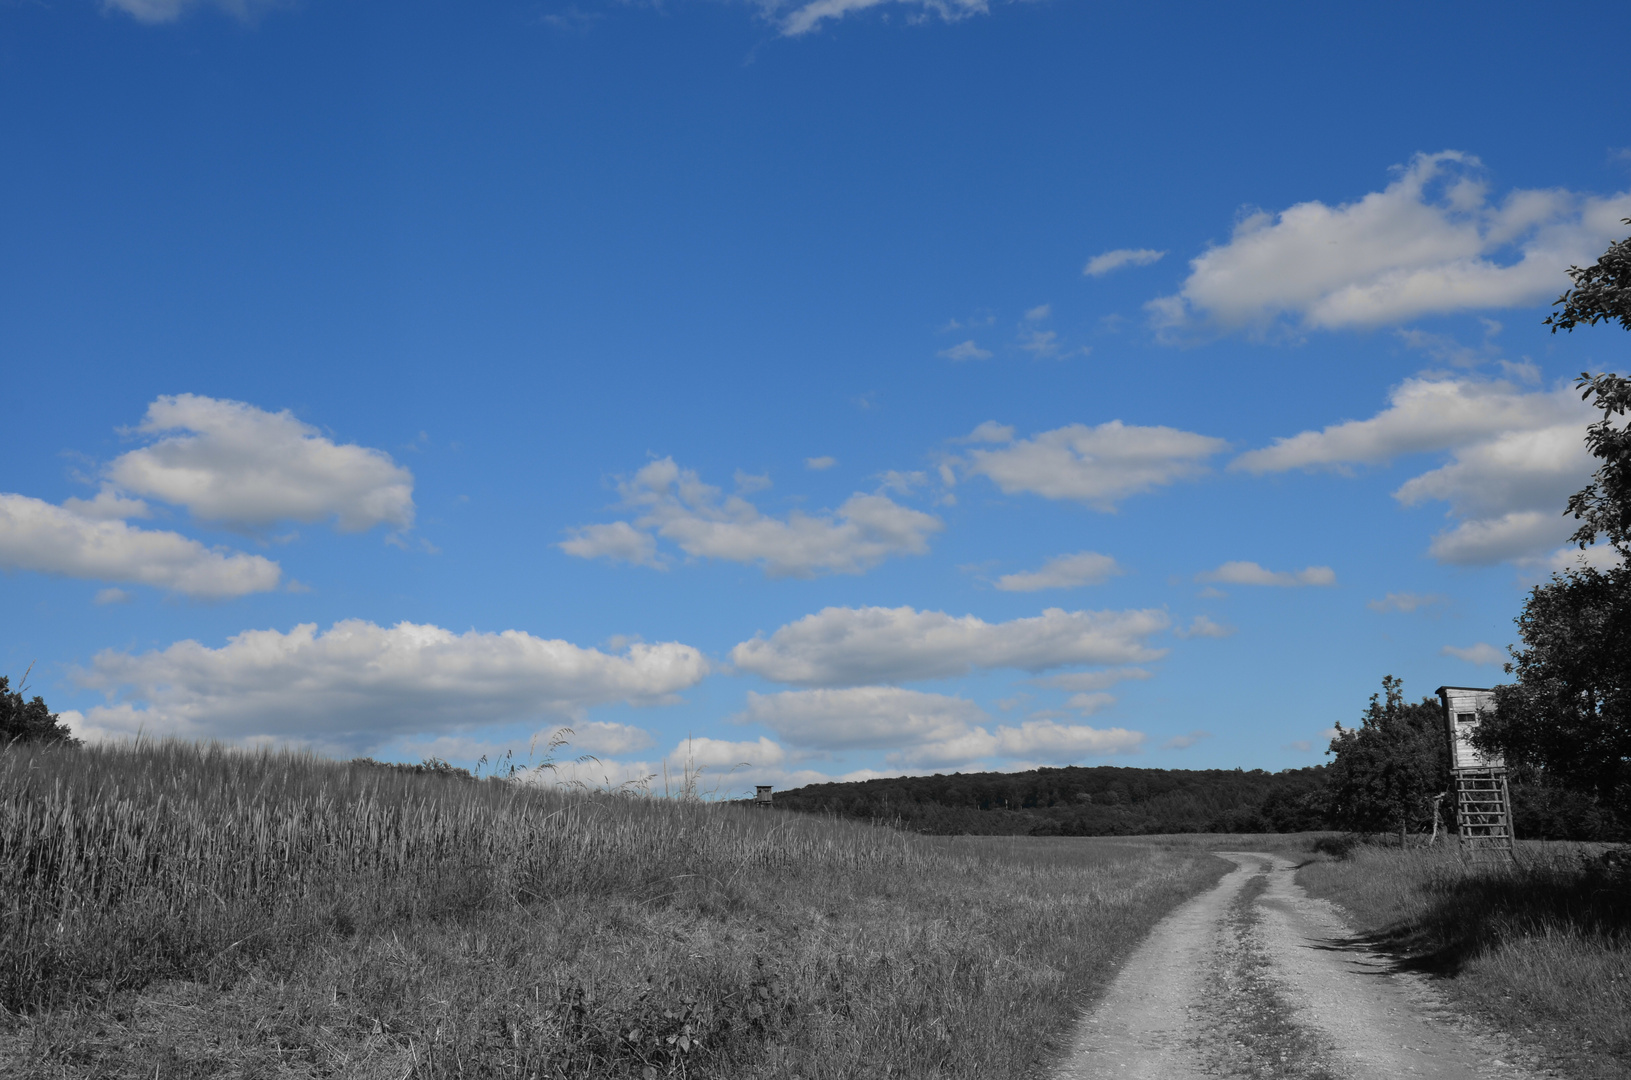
[1052,852,1565,1080]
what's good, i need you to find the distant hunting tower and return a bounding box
[1436,686,1514,862]
[755,785,773,808]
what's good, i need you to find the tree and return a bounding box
[1325,676,1450,842]
[1482,567,1631,827]
[0,674,80,747]
[1471,223,1631,832]
[1545,218,1631,334]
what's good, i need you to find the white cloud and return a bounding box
[1396,424,1594,565]
[770,0,987,37]
[103,0,284,23]
[61,486,151,521]
[1196,562,1336,587]
[1084,248,1166,277]
[563,458,942,578]
[939,340,993,362]
[995,551,1122,592]
[0,493,281,598]
[1232,377,1585,474]
[734,687,986,749]
[558,521,663,568]
[566,720,655,756]
[1066,692,1116,714]
[1162,730,1211,750]
[94,588,132,605]
[730,604,1170,687]
[893,719,1143,769]
[732,684,1143,769]
[955,421,1227,510]
[1149,151,1631,332]
[1024,304,1052,321]
[805,456,838,471]
[1441,643,1506,667]
[1235,376,1597,566]
[1368,592,1446,613]
[70,620,710,751]
[1175,615,1235,638]
[107,395,415,533]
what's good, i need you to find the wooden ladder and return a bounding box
[1453,768,1514,862]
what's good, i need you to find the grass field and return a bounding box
[1298,841,1631,1080]
[0,740,1227,1079]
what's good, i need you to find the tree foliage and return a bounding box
[772,763,1331,836]
[1564,371,1631,557]
[1325,676,1449,839]
[1482,565,1631,814]
[0,675,79,747]
[1472,224,1631,831]
[1545,218,1631,334]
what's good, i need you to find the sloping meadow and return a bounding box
[0,741,1224,1079]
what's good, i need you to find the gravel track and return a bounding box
[1052,852,1561,1080]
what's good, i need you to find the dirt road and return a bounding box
[1052,852,1560,1080]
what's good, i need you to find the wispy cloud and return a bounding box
[1083,248,1165,277]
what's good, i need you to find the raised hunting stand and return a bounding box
[1436,686,1514,863]
[755,785,773,808]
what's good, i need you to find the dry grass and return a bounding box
[0,740,1226,1078]
[1298,841,1631,1080]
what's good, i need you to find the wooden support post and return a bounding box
[1453,767,1514,863]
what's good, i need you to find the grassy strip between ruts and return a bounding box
[1297,841,1631,1080]
[0,740,1227,1079]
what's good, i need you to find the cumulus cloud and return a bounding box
[1368,592,1446,613]
[1232,377,1586,474]
[733,685,1141,768]
[1441,643,1507,666]
[954,421,1227,510]
[61,486,151,521]
[995,551,1122,592]
[1084,248,1166,277]
[566,720,656,756]
[894,719,1143,768]
[69,620,709,751]
[107,395,415,533]
[0,493,281,598]
[735,687,986,749]
[730,604,1170,687]
[558,522,663,567]
[1148,152,1631,333]
[562,458,942,578]
[805,456,838,471]
[1236,376,1596,565]
[1196,562,1336,587]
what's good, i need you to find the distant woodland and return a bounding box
[768,764,1618,840]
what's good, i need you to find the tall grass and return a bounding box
[0,740,1224,1078]
[1299,842,1631,1079]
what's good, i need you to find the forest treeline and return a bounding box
[768,763,1618,840]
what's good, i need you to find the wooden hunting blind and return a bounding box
[1436,686,1514,861]
[755,785,773,808]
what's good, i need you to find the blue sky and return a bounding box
[4,0,1630,793]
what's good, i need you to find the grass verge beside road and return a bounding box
[1298,842,1631,1080]
[0,740,1226,1079]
